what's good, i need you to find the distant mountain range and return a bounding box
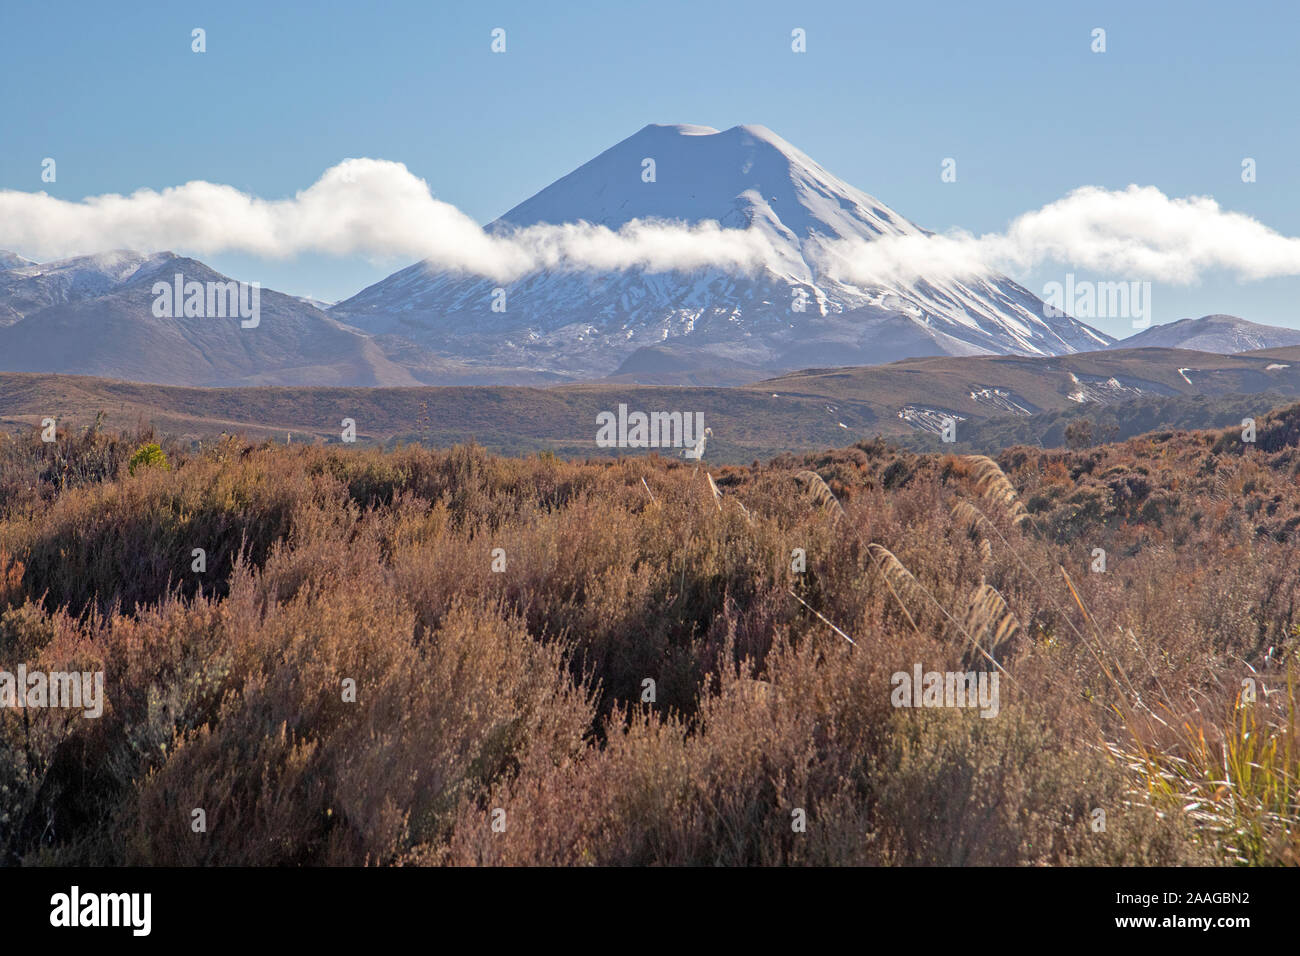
[0,251,424,386]
[2,125,1298,390]
[1107,314,1300,353]
[0,251,561,387]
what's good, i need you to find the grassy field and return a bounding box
[0,408,1297,865]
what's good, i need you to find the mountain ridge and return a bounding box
[1108,314,1300,353]
[0,251,576,386]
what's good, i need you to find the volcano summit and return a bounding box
[332,123,1111,382]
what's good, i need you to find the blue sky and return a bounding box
[2,0,1298,338]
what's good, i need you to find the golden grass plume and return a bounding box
[961,455,1029,525]
[794,470,845,519]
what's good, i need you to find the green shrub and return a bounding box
[128,443,171,476]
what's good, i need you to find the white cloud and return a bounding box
[0,159,779,282]
[4,164,1300,286]
[822,185,1300,286]
[0,160,522,276]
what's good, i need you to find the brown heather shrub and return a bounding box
[3,405,1300,865]
[0,549,22,610]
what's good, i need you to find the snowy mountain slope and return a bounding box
[0,250,176,326]
[0,250,578,386]
[0,252,431,386]
[1109,314,1300,354]
[0,251,37,272]
[334,124,1112,379]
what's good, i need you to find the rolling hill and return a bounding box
[4,345,1299,461]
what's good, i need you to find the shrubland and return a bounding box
[0,408,1296,866]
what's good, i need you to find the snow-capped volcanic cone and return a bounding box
[334,124,1111,380]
